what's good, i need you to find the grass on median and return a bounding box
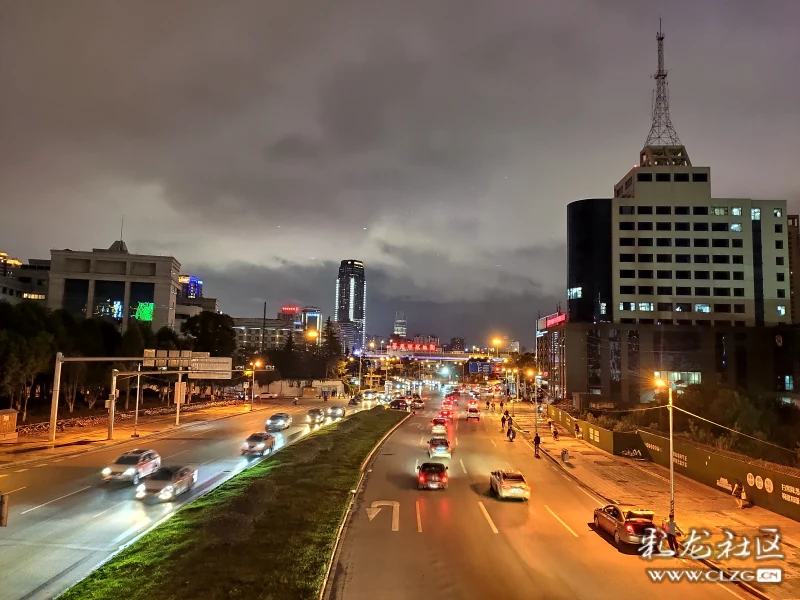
[60,407,407,600]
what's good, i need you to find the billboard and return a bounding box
[390,342,437,352]
[538,312,566,330]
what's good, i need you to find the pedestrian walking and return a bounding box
[491,402,496,412]
[574,423,580,438]
[501,415,507,430]
[732,480,745,509]
[663,514,682,554]
[507,426,516,442]
[507,416,513,429]
[499,401,504,412]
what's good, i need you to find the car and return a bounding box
[490,470,531,500]
[242,432,276,456]
[265,413,292,431]
[428,437,452,459]
[437,409,454,421]
[102,449,161,485]
[136,466,197,502]
[417,462,449,490]
[389,399,409,411]
[328,405,346,417]
[467,399,479,408]
[306,408,326,424]
[430,418,448,435]
[593,504,656,546]
[348,397,360,406]
[466,407,480,421]
[441,399,454,410]
[260,392,279,399]
[411,399,424,410]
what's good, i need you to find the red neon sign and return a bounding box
[281,306,299,313]
[545,313,567,328]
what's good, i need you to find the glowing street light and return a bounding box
[249,360,262,410]
[306,329,319,341]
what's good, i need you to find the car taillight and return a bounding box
[441,475,448,484]
[418,474,426,482]
[502,484,510,490]
[625,523,634,533]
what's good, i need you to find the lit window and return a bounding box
[731,207,742,216]
[712,207,728,216]
[22,293,46,300]
[618,302,634,311]
[600,302,607,315]
[786,376,795,392]
[567,286,582,299]
[751,208,761,221]
[695,304,711,313]
[730,223,742,232]
[775,208,783,218]
[638,302,654,312]
[778,305,787,316]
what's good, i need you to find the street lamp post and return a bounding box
[656,378,675,517]
[250,360,262,411]
[491,337,502,359]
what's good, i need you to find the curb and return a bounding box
[534,433,772,600]
[0,405,273,472]
[319,409,413,600]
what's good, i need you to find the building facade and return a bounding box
[178,274,203,301]
[48,241,180,331]
[449,337,466,351]
[334,259,366,349]
[788,215,800,323]
[0,253,49,305]
[393,311,407,337]
[232,317,303,352]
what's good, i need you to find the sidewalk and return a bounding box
[0,397,317,469]
[499,403,800,600]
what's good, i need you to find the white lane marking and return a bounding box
[522,439,534,451]
[6,486,26,494]
[455,437,459,446]
[51,459,63,463]
[460,459,468,474]
[20,485,92,515]
[579,487,604,506]
[490,439,497,447]
[200,455,223,466]
[416,500,422,533]
[34,463,48,468]
[478,501,499,534]
[109,519,152,547]
[14,469,28,473]
[545,504,578,538]
[92,501,127,518]
[419,435,424,446]
[716,582,746,599]
[164,449,190,459]
[0,474,6,479]
[505,462,513,470]
[562,475,571,483]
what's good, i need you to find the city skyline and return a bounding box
[1,1,798,344]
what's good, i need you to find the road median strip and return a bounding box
[58,407,407,600]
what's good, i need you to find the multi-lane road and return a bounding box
[329,391,751,600]
[0,400,348,600]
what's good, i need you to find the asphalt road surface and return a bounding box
[0,399,356,600]
[329,391,751,600]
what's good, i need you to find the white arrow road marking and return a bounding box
[365,500,400,531]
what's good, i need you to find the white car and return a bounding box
[430,418,448,435]
[260,392,279,399]
[490,470,530,500]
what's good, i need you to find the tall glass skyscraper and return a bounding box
[334,259,366,349]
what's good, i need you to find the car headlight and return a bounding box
[306,415,311,421]
[242,442,249,449]
[137,483,146,492]
[102,467,111,476]
[124,468,136,476]
[256,442,265,449]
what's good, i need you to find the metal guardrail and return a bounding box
[16,398,249,437]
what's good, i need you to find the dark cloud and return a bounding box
[1,0,798,338]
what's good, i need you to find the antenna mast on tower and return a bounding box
[640,20,691,167]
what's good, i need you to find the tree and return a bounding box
[18,332,53,421]
[118,322,146,410]
[181,311,236,357]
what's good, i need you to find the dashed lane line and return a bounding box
[545,504,579,538]
[20,485,92,515]
[416,500,423,533]
[478,501,499,534]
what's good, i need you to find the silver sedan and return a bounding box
[136,466,198,502]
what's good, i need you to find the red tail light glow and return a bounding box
[418,474,426,482]
[441,475,448,484]
[625,523,634,533]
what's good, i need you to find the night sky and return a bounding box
[2,1,798,345]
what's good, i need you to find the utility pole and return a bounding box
[132,363,142,438]
[107,369,118,440]
[176,367,183,426]
[261,301,267,354]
